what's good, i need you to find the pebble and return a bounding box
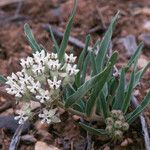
[35,141,60,150]
[21,134,37,144]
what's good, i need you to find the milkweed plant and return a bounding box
[0,0,150,140]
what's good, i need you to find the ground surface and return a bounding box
[0,0,150,149]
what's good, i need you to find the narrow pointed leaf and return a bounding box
[65,59,116,108]
[75,35,90,87]
[58,0,77,61]
[24,23,41,53]
[90,51,97,76]
[113,68,125,109]
[122,71,135,113]
[125,43,144,72]
[96,12,119,72]
[79,122,107,135]
[80,53,90,85]
[127,90,150,124]
[97,91,110,118]
[85,52,118,117]
[134,62,150,88]
[47,25,60,53]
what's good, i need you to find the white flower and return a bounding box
[47,76,61,89]
[48,60,61,70]
[15,86,25,97]
[6,73,18,85]
[27,81,41,94]
[50,53,58,59]
[66,64,79,76]
[65,53,77,63]
[14,105,31,124]
[36,90,51,103]
[6,87,17,95]
[38,108,61,124]
[16,70,25,78]
[19,75,33,86]
[32,64,45,75]
[33,50,49,65]
[20,57,33,69]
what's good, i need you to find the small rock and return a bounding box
[0,108,13,116]
[72,115,81,121]
[134,90,140,96]
[127,138,133,144]
[103,145,111,150]
[21,134,37,144]
[133,8,150,16]
[35,141,60,150]
[121,139,128,147]
[137,55,149,69]
[0,116,30,134]
[119,35,137,56]
[138,34,150,48]
[143,21,150,32]
[121,138,133,147]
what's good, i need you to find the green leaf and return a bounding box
[85,50,118,117]
[134,62,150,88]
[108,77,119,96]
[125,43,144,72]
[95,12,119,72]
[65,60,115,108]
[90,51,97,76]
[79,122,107,135]
[58,0,77,61]
[126,90,150,124]
[0,75,7,83]
[47,25,60,53]
[75,35,90,87]
[65,52,118,108]
[73,100,85,113]
[80,53,90,85]
[113,68,125,109]
[98,91,110,118]
[121,71,135,113]
[24,23,41,53]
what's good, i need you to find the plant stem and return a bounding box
[57,101,103,122]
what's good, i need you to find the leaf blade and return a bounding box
[58,0,77,61]
[24,23,41,53]
[79,122,107,135]
[126,91,150,124]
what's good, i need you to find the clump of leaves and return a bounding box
[0,0,150,141]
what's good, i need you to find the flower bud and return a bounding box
[111,110,118,119]
[105,117,114,125]
[114,130,123,139]
[116,110,123,116]
[118,115,125,122]
[122,122,129,131]
[105,125,113,134]
[114,120,122,129]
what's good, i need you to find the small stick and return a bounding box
[15,0,24,16]
[131,96,150,150]
[42,24,92,51]
[0,101,14,113]
[0,0,23,7]
[9,123,25,150]
[96,6,106,30]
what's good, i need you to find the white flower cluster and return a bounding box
[5,50,79,124]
